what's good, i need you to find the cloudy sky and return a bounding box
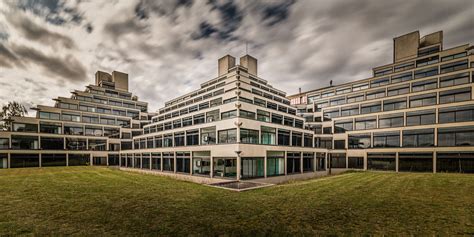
[0,0,473,112]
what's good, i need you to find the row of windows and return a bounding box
[76,93,147,112]
[332,104,474,133]
[308,58,469,104]
[313,73,472,112]
[12,122,126,138]
[136,126,314,149]
[0,136,109,151]
[249,83,290,105]
[58,102,140,119]
[345,126,474,149]
[87,87,133,100]
[38,111,132,128]
[321,87,472,119]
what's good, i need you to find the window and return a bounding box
[371,77,389,88]
[330,97,345,106]
[12,123,37,133]
[436,152,474,173]
[336,87,351,95]
[334,119,353,133]
[254,98,266,107]
[261,126,276,145]
[438,126,474,147]
[287,152,301,174]
[201,127,216,145]
[324,108,340,118]
[291,132,302,147]
[394,62,415,72]
[206,110,220,122]
[323,127,332,134]
[379,113,404,128]
[374,67,392,77]
[221,110,237,119]
[347,94,364,103]
[271,114,283,124]
[441,52,467,62]
[411,78,437,92]
[348,134,371,149]
[319,138,332,149]
[240,129,259,144]
[218,129,237,144]
[173,119,182,129]
[193,113,205,124]
[64,124,83,135]
[82,115,99,124]
[406,109,436,126]
[416,56,438,67]
[360,102,381,114]
[383,97,406,111]
[439,87,471,104]
[367,153,396,171]
[387,85,410,96]
[334,140,345,149]
[267,152,285,176]
[414,66,438,79]
[62,113,81,122]
[439,105,474,123]
[266,101,277,110]
[366,89,385,100]
[66,138,87,150]
[439,72,470,88]
[391,72,412,83]
[341,105,359,116]
[11,135,38,149]
[198,102,209,110]
[403,129,434,147]
[176,152,190,173]
[88,139,106,151]
[185,130,199,146]
[398,153,433,172]
[174,132,185,147]
[210,98,222,107]
[314,101,328,112]
[440,59,468,74]
[241,157,264,179]
[154,136,162,148]
[164,122,172,130]
[0,138,9,149]
[283,117,294,127]
[223,97,237,104]
[418,45,439,56]
[146,137,154,149]
[85,126,102,136]
[277,129,290,146]
[239,110,255,119]
[409,93,436,107]
[330,153,346,168]
[39,137,63,150]
[256,110,270,122]
[163,134,173,147]
[163,153,174,172]
[39,112,60,120]
[304,134,312,147]
[373,132,400,148]
[355,116,376,130]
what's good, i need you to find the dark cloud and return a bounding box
[7,12,76,49]
[261,0,296,26]
[134,0,194,20]
[17,0,83,25]
[103,18,149,41]
[85,23,93,33]
[206,0,243,40]
[10,44,86,81]
[0,43,24,68]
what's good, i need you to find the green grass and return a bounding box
[0,167,472,235]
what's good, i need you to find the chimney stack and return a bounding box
[218,55,236,76]
[239,54,257,76]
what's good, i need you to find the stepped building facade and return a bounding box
[0,30,473,178]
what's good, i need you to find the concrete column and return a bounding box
[210,156,214,178]
[364,152,368,170]
[118,153,121,167]
[160,153,163,172]
[189,152,193,175]
[173,152,177,173]
[149,154,152,170]
[106,154,109,166]
[90,154,93,166]
[7,153,10,169]
[236,155,241,181]
[395,152,399,172]
[39,153,42,168]
[264,155,267,178]
[300,152,303,174]
[313,152,316,172]
[433,152,437,174]
[284,151,287,176]
[66,153,69,167]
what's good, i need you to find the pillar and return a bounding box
[236,155,241,181]
[395,152,399,172]
[189,152,193,175]
[264,155,267,178]
[284,151,287,176]
[39,153,42,168]
[300,152,303,174]
[173,152,177,173]
[7,153,10,169]
[66,153,69,167]
[433,152,437,174]
[210,156,214,178]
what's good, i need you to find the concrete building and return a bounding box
[0,30,472,178]
[0,71,152,168]
[289,31,474,173]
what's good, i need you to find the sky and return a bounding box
[0,0,473,112]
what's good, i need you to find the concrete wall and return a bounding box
[393,31,420,63]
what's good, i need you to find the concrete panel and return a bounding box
[394,31,419,63]
[240,55,257,76]
[112,71,129,92]
[218,55,236,76]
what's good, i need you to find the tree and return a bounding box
[0,101,28,131]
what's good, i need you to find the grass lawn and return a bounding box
[0,167,472,235]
